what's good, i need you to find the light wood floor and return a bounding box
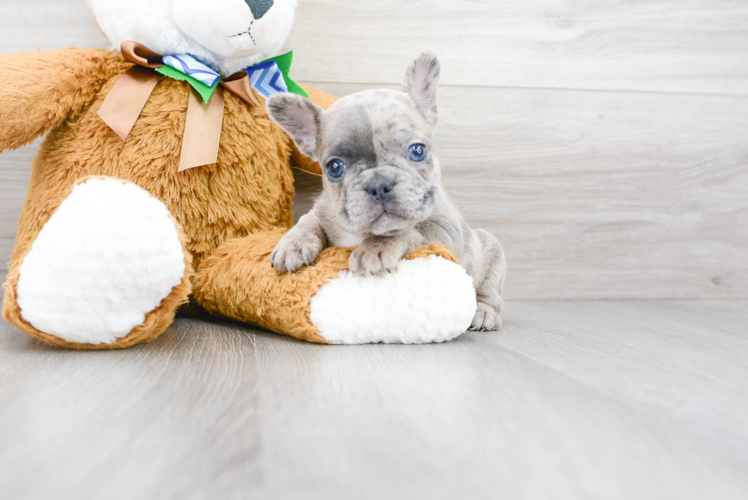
[1,299,746,499]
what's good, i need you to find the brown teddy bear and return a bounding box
[0,0,475,349]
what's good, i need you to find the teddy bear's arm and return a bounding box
[287,85,340,176]
[0,48,123,152]
[193,229,473,345]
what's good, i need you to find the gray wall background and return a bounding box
[1,0,747,299]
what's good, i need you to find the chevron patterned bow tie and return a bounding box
[243,52,308,99]
[98,41,307,172]
[157,51,308,102]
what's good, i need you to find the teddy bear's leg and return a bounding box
[193,229,477,344]
[2,177,192,349]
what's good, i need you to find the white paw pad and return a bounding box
[310,256,477,344]
[16,178,186,344]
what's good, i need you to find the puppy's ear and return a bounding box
[266,93,323,159]
[403,50,440,126]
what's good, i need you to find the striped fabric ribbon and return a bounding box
[246,60,289,98]
[162,54,222,88]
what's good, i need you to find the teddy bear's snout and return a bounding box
[245,0,273,20]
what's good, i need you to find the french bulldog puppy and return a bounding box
[266,51,506,330]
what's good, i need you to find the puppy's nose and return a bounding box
[245,0,273,20]
[364,179,395,204]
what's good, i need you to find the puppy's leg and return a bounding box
[470,229,506,331]
[349,231,423,275]
[271,213,327,274]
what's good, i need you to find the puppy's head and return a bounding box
[267,50,442,237]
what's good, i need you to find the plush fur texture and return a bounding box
[16,178,188,344]
[0,49,122,151]
[0,48,334,348]
[0,49,305,265]
[310,254,477,344]
[0,11,475,347]
[3,177,193,350]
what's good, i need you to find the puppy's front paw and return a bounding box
[470,302,502,331]
[271,232,324,274]
[349,238,406,275]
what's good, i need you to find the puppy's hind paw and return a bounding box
[271,232,324,274]
[470,303,502,331]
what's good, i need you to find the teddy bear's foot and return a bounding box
[309,254,477,344]
[2,177,192,349]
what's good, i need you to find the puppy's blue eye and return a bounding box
[408,144,427,162]
[326,159,347,179]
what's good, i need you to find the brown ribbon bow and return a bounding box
[98,41,260,172]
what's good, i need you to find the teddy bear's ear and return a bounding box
[266,94,323,160]
[403,50,441,127]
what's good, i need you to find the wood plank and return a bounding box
[2,300,747,498]
[253,300,748,500]
[0,319,263,499]
[2,1,747,96]
[0,0,107,53]
[292,167,321,224]
[0,143,34,272]
[0,241,13,273]
[500,300,748,447]
[293,82,748,299]
[286,0,748,95]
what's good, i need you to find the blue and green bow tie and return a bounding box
[100,41,310,172]
[157,51,308,103]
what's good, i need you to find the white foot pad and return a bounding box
[310,256,477,344]
[16,178,186,344]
